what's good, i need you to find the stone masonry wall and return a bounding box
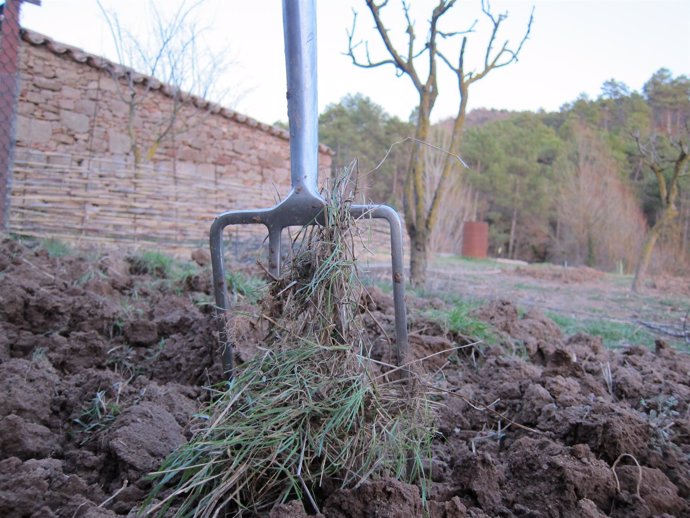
[9,29,334,251]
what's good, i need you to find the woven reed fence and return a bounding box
[10,150,284,251]
[9,149,400,260]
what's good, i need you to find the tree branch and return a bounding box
[634,132,670,205]
[345,12,398,70]
[437,1,533,89]
[438,18,477,39]
[346,1,424,90]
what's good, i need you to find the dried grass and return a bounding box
[143,169,433,517]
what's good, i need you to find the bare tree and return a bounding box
[631,132,689,291]
[96,0,239,165]
[556,124,646,271]
[348,0,532,286]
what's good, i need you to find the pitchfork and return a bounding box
[209,0,408,380]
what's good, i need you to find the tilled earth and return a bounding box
[1,237,689,517]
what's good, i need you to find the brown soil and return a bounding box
[1,237,689,517]
[513,264,607,284]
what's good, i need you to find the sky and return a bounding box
[16,0,690,126]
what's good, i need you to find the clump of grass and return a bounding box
[149,343,430,517]
[73,388,122,443]
[641,395,680,443]
[426,301,495,344]
[129,250,175,278]
[546,312,657,349]
[75,267,108,285]
[225,270,266,304]
[144,169,433,517]
[41,238,73,258]
[30,346,48,364]
[129,250,211,296]
[106,345,140,380]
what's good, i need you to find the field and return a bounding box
[1,236,689,517]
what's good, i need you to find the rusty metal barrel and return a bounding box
[461,221,489,259]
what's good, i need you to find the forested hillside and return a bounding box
[318,69,690,276]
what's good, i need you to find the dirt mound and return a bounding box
[1,236,689,517]
[513,264,606,283]
[644,273,690,297]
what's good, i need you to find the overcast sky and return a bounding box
[18,0,690,125]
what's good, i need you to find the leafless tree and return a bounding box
[347,0,533,286]
[631,132,689,291]
[556,124,646,271]
[96,0,240,165]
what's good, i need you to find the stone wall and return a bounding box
[9,29,334,251]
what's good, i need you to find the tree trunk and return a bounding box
[409,229,429,289]
[508,206,518,259]
[631,226,661,292]
[403,89,434,288]
[632,207,677,292]
[681,198,689,264]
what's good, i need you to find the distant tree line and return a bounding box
[318,68,690,282]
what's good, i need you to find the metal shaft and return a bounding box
[283,0,320,198]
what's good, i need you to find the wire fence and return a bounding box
[0,0,22,231]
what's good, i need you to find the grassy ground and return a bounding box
[363,253,689,352]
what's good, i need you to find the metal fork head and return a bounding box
[209,201,408,380]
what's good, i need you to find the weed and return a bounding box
[41,238,73,258]
[106,345,140,380]
[225,270,266,304]
[144,166,433,517]
[110,318,125,339]
[510,340,529,360]
[74,388,122,442]
[426,301,495,344]
[512,282,546,291]
[368,279,393,295]
[144,339,167,363]
[76,269,107,288]
[129,250,208,296]
[546,312,657,349]
[76,267,108,285]
[130,250,174,278]
[170,262,197,286]
[600,362,614,395]
[118,301,143,320]
[408,285,436,299]
[30,347,48,364]
[545,312,570,329]
[640,395,680,443]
